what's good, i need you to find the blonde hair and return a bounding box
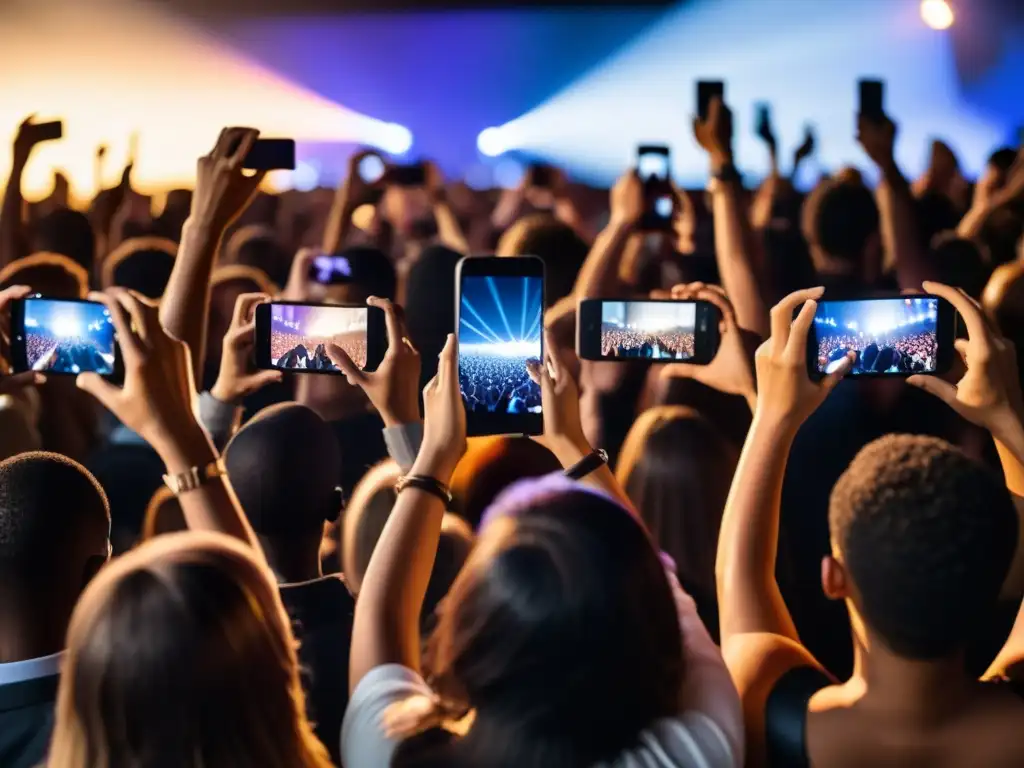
[48,531,332,768]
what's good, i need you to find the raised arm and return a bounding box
[322,151,378,255]
[857,115,931,290]
[2,117,53,268]
[349,334,465,693]
[160,128,264,385]
[717,287,852,647]
[694,97,769,337]
[749,107,780,232]
[77,289,263,555]
[424,161,469,254]
[572,171,642,299]
[957,147,1024,241]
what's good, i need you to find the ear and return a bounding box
[821,555,850,601]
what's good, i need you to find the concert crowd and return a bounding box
[3,34,1024,768]
[601,326,696,359]
[271,329,367,371]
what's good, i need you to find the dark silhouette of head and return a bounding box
[929,232,991,299]
[449,437,562,529]
[30,207,95,274]
[102,236,177,298]
[0,252,89,298]
[403,245,461,387]
[224,404,342,583]
[616,406,737,623]
[914,190,960,251]
[336,246,397,303]
[496,214,588,306]
[48,532,332,768]
[223,224,291,287]
[982,261,1024,386]
[423,476,682,767]
[203,265,278,387]
[828,435,1017,659]
[0,452,110,661]
[806,178,880,276]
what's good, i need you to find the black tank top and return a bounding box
[765,667,1024,768]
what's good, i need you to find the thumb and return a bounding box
[822,352,855,392]
[907,374,959,406]
[661,363,698,382]
[246,369,284,390]
[76,372,121,411]
[326,343,366,387]
[526,359,544,386]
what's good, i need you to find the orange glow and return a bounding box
[0,0,409,202]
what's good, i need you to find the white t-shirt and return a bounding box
[341,569,743,767]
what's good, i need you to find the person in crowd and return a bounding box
[496,213,589,306]
[717,283,1024,766]
[100,235,177,298]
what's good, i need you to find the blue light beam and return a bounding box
[486,276,517,342]
[460,298,504,343]
[520,277,529,340]
[460,317,503,345]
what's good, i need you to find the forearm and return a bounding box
[573,218,633,299]
[159,218,222,385]
[157,424,262,552]
[349,452,449,691]
[0,158,27,269]
[322,187,355,255]
[876,161,931,289]
[433,201,469,254]
[716,416,799,643]
[711,182,770,336]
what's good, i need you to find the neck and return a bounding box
[0,586,69,664]
[258,535,323,585]
[849,631,976,724]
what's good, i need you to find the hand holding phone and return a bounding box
[697,80,725,123]
[13,116,63,163]
[693,85,732,161]
[456,256,544,436]
[636,145,674,231]
[755,103,775,148]
[243,138,296,171]
[858,78,885,120]
[210,293,284,404]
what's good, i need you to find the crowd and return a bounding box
[457,352,542,414]
[818,330,937,374]
[272,329,366,371]
[601,326,696,359]
[0,80,1024,768]
[25,331,110,374]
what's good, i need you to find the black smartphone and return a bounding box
[697,80,725,122]
[243,139,297,171]
[10,297,121,378]
[577,298,720,364]
[254,301,387,374]
[858,78,885,120]
[456,255,545,437]
[637,145,674,231]
[528,163,553,188]
[806,296,956,379]
[35,121,63,143]
[755,102,771,135]
[390,163,426,187]
[308,255,353,285]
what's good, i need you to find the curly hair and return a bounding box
[830,434,1017,660]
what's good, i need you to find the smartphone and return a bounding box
[10,297,120,377]
[858,79,885,120]
[35,121,63,143]
[308,255,353,285]
[243,139,297,171]
[390,164,426,187]
[637,145,674,231]
[697,80,725,122]
[755,103,771,135]
[806,296,956,379]
[254,301,387,374]
[528,163,553,188]
[456,255,544,437]
[577,299,720,364]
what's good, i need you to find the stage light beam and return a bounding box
[921,0,954,31]
[477,127,506,158]
[486,277,517,343]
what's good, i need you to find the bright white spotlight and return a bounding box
[921,0,954,30]
[377,123,413,155]
[477,127,506,157]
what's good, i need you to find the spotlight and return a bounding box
[477,127,506,157]
[377,123,413,155]
[921,0,954,30]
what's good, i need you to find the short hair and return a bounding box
[404,245,461,387]
[496,214,588,306]
[224,404,342,536]
[0,452,109,571]
[103,237,177,298]
[830,435,1017,659]
[988,147,1017,173]
[31,207,96,273]
[0,252,89,298]
[929,232,991,299]
[338,246,397,301]
[811,179,880,264]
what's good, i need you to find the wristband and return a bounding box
[163,458,227,496]
[564,449,609,481]
[395,474,453,506]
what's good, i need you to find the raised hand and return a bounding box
[856,113,897,169]
[189,127,265,230]
[77,289,205,458]
[753,287,852,433]
[281,247,322,302]
[0,285,45,395]
[414,334,466,480]
[792,124,816,169]
[908,281,1024,442]
[209,292,283,404]
[661,283,757,410]
[693,96,733,166]
[526,330,588,451]
[12,115,58,166]
[327,296,422,427]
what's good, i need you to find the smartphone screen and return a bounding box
[11,298,117,376]
[577,299,719,364]
[309,255,353,285]
[637,146,673,230]
[457,256,544,436]
[637,147,669,183]
[255,302,386,373]
[809,297,952,377]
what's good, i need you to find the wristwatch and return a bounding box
[163,458,228,496]
[564,449,609,481]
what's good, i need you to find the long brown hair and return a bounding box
[48,532,332,768]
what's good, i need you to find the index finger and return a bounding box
[770,287,824,355]
[231,292,270,329]
[88,291,144,361]
[922,281,992,351]
[0,285,32,312]
[367,296,404,348]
